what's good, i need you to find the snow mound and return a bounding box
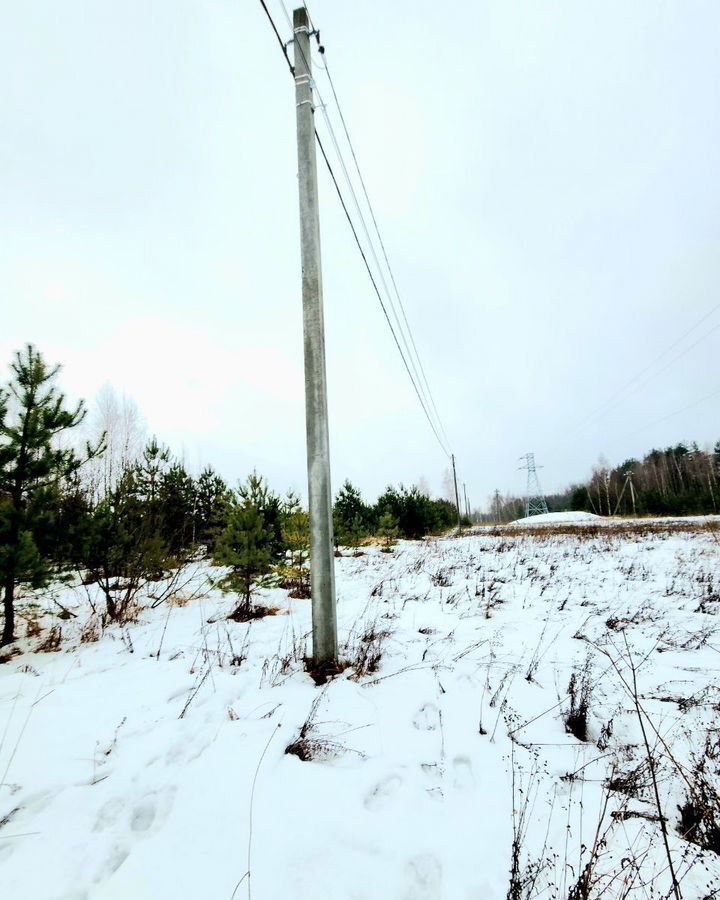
[511,510,602,525]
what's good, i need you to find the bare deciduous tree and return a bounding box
[84,385,146,499]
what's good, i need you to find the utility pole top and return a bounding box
[451,454,462,529]
[294,5,309,30]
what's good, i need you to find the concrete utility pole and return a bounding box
[463,482,470,522]
[451,454,462,527]
[293,6,337,666]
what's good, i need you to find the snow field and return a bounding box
[1,522,720,898]
[510,511,602,525]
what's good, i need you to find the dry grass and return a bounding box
[79,615,102,644]
[475,518,720,542]
[227,604,280,623]
[166,591,195,609]
[36,625,62,652]
[22,610,43,638]
[678,732,720,855]
[284,688,354,762]
[564,659,593,742]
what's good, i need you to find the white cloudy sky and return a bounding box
[2,1,719,507]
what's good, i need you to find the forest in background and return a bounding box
[2,344,717,645]
[0,346,457,646]
[488,442,720,522]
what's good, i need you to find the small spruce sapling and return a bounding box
[194,467,231,554]
[377,509,400,553]
[157,461,196,557]
[280,492,311,598]
[237,471,284,560]
[344,514,367,555]
[214,502,274,619]
[333,480,370,552]
[81,466,169,623]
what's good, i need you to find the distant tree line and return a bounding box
[332,480,458,549]
[0,345,458,645]
[570,444,720,517]
[485,443,720,521]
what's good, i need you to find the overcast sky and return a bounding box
[2,1,719,507]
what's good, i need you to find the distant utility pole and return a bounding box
[613,470,637,517]
[494,489,502,524]
[463,482,470,522]
[451,454,462,528]
[519,452,549,518]
[293,5,337,666]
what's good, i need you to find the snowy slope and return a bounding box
[1,523,720,899]
[511,511,603,525]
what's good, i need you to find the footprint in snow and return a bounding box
[93,796,124,832]
[451,755,475,792]
[420,762,444,801]
[129,786,176,833]
[412,702,440,732]
[404,854,443,900]
[130,801,156,832]
[364,774,402,811]
[93,843,130,884]
[106,844,130,874]
[165,732,213,766]
[420,762,442,783]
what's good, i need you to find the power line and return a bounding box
[572,301,720,436]
[315,101,438,419]
[259,0,294,74]
[625,385,720,439]
[315,131,451,456]
[319,50,451,449]
[537,302,720,467]
[259,1,453,458]
[274,1,449,453]
[566,324,720,454]
[302,53,447,451]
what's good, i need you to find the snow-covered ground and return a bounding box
[2,521,720,899]
[511,510,602,525]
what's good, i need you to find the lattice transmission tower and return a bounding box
[519,453,549,518]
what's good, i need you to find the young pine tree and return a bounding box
[334,480,370,552]
[157,462,196,557]
[0,346,100,645]
[279,491,310,598]
[134,437,170,529]
[81,465,169,623]
[194,467,231,554]
[376,509,400,552]
[334,480,369,535]
[344,514,367,554]
[238,471,284,560]
[214,503,273,619]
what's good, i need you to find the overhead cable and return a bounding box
[259,0,453,459]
